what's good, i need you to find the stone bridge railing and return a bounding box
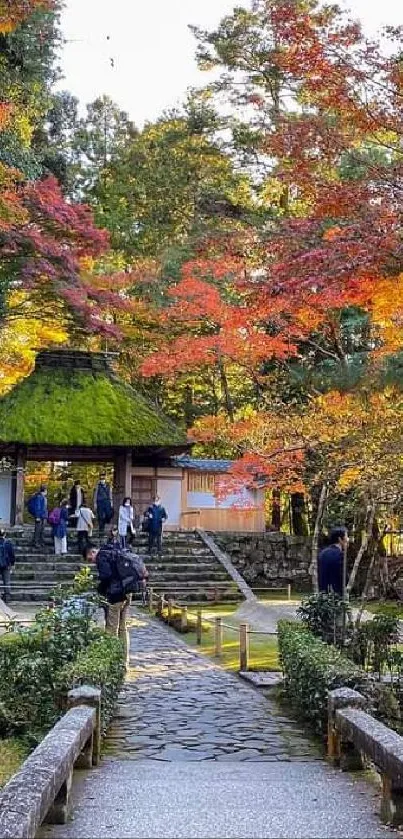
[0,686,101,839]
[328,687,403,827]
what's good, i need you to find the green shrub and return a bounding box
[0,604,124,741]
[57,632,125,733]
[278,620,369,735]
[297,592,351,647]
[157,606,209,634]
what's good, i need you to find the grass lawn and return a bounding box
[0,739,29,788]
[184,603,280,672]
[354,600,403,619]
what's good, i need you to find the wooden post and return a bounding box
[239,623,249,672]
[196,609,202,645]
[287,583,291,601]
[181,606,188,632]
[214,616,223,657]
[168,599,173,625]
[14,446,26,526]
[148,587,154,614]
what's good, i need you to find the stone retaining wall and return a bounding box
[210,532,312,592]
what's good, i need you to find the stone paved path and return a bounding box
[105,611,320,762]
[40,610,397,838]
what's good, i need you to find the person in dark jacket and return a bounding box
[29,486,48,549]
[318,526,349,596]
[0,528,15,603]
[93,473,113,539]
[146,495,167,555]
[83,543,130,667]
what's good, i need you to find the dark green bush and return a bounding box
[297,592,351,647]
[57,632,125,733]
[278,620,369,735]
[157,606,209,634]
[0,603,125,742]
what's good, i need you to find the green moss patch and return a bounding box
[0,739,29,788]
[0,369,185,447]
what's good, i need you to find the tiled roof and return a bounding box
[172,456,233,473]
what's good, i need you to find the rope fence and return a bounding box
[149,588,279,672]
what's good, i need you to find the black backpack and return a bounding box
[113,548,147,595]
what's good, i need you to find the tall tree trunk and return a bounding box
[272,488,281,531]
[291,492,308,537]
[310,483,328,593]
[346,502,376,594]
[355,526,387,626]
[217,354,234,422]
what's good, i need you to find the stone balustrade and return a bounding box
[0,686,101,839]
[328,686,403,826]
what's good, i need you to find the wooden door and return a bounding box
[131,476,155,518]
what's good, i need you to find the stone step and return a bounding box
[12,570,229,584]
[16,548,217,562]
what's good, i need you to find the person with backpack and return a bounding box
[146,495,167,555]
[0,528,15,603]
[93,473,113,540]
[83,542,147,667]
[76,501,95,554]
[50,498,69,556]
[27,486,48,549]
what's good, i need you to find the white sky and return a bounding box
[59,0,402,127]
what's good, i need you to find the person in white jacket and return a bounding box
[118,497,135,549]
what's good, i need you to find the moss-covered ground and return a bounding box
[0,739,29,788]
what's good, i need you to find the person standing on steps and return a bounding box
[69,480,85,527]
[93,473,113,541]
[147,495,167,555]
[0,528,15,603]
[118,497,135,549]
[318,526,349,596]
[76,500,95,554]
[28,486,48,549]
[50,498,69,556]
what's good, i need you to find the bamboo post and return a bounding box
[156,595,163,617]
[168,599,173,625]
[239,623,249,672]
[148,587,154,614]
[287,583,291,601]
[214,616,223,657]
[196,609,202,645]
[181,606,188,632]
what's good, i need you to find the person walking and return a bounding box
[28,486,48,549]
[318,526,349,596]
[118,497,135,549]
[147,495,167,555]
[76,501,95,554]
[93,473,113,540]
[69,480,85,527]
[51,499,69,556]
[0,528,15,603]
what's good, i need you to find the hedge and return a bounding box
[157,606,210,634]
[278,620,370,735]
[57,631,126,733]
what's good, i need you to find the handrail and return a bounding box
[328,687,403,827]
[0,685,101,838]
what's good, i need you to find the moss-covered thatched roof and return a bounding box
[0,350,186,449]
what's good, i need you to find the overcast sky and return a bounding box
[59,0,402,127]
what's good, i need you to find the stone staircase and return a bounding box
[7,527,241,604]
